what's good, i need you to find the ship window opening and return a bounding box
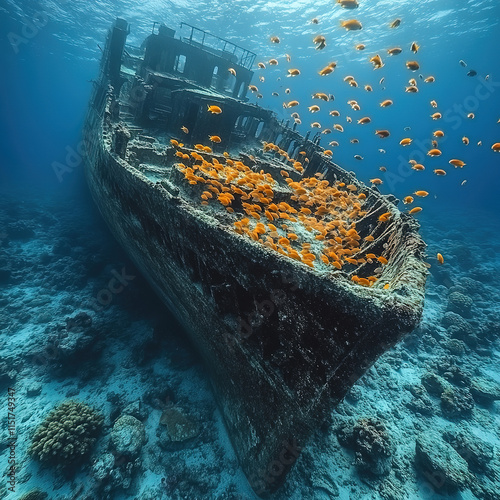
[275,133,283,147]
[211,66,219,88]
[175,54,186,74]
[255,121,264,139]
[287,140,297,156]
[225,72,236,92]
[237,81,246,98]
[292,145,301,158]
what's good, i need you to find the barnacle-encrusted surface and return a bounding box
[28,400,103,469]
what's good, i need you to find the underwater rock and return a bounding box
[336,417,394,476]
[18,490,48,500]
[122,400,149,422]
[421,372,450,396]
[415,431,470,493]
[447,291,473,318]
[443,338,466,355]
[441,311,473,334]
[406,386,436,416]
[110,415,146,458]
[442,429,494,473]
[7,221,35,240]
[28,400,103,470]
[26,382,42,397]
[470,376,500,404]
[91,452,115,482]
[158,407,200,450]
[440,387,474,419]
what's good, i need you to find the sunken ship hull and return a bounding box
[84,19,427,496]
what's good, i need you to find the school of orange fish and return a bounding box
[172,1,500,281]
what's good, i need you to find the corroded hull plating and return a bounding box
[84,19,427,496]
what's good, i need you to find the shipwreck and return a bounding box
[84,18,427,496]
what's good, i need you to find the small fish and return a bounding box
[412,164,425,171]
[269,58,278,66]
[437,253,444,264]
[491,142,500,152]
[330,110,340,116]
[270,36,280,43]
[311,18,319,24]
[404,126,411,131]
[338,0,359,9]
[408,78,417,87]
[462,136,469,145]
[375,130,390,138]
[459,59,467,67]
[329,94,335,101]
[467,112,475,119]
[406,61,420,71]
[379,77,385,85]
[400,138,412,146]
[433,130,444,138]
[427,148,442,156]
[461,180,467,186]
[346,116,352,123]
[378,149,386,153]
[259,76,265,82]
[379,166,387,171]
[311,122,321,128]
[409,207,422,214]
[449,159,466,167]
[430,100,438,108]
[313,35,326,50]
[357,116,371,124]
[258,62,266,69]
[209,135,221,143]
[364,85,373,91]
[272,92,279,96]
[207,105,222,114]
[431,112,442,120]
[467,70,477,77]
[340,19,363,30]
[181,126,189,134]
[370,178,383,184]
[424,76,435,83]
[248,84,258,92]
[433,169,447,175]
[285,100,299,108]
[334,124,344,132]
[405,86,419,93]
[414,190,429,197]
[308,105,321,113]
[350,138,360,143]
[354,155,364,160]
[228,68,236,76]
[322,128,332,134]
[285,88,291,94]
[329,141,340,147]
[355,44,365,50]
[312,92,329,101]
[410,41,420,53]
[403,196,414,204]
[478,140,482,146]
[323,149,333,156]
[370,54,384,69]
[390,18,401,28]
[380,99,393,107]
[387,47,402,55]
[318,65,335,76]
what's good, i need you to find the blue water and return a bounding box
[1,1,500,499]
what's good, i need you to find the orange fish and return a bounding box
[387,47,402,55]
[424,76,435,83]
[449,159,466,167]
[414,190,429,197]
[406,61,420,70]
[427,148,442,156]
[209,135,221,143]
[430,100,438,108]
[403,196,414,204]
[356,43,365,50]
[410,41,420,53]
[412,164,425,171]
[370,54,384,69]
[433,169,447,175]
[390,18,401,28]
[181,126,189,134]
[370,178,383,185]
[375,130,390,138]
[380,99,393,107]
[462,136,469,145]
[341,19,362,30]
[467,113,475,119]
[409,207,422,214]
[433,130,445,137]
[400,138,413,146]
[491,142,500,152]
[437,253,444,264]
[207,105,222,114]
[357,116,371,125]
[258,62,266,69]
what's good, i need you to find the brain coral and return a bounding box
[28,400,103,470]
